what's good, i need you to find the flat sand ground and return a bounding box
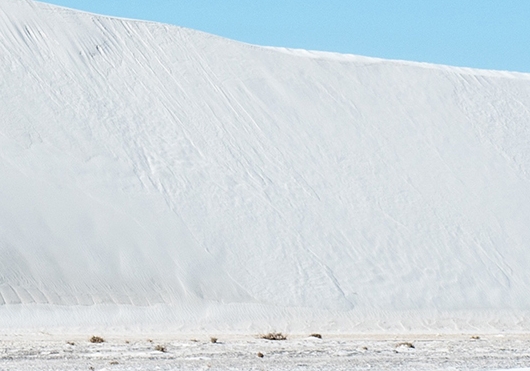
[1,333,529,370]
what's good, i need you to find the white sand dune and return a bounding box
[1,0,530,333]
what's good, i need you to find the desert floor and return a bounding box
[1,332,529,370]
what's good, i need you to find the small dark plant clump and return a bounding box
[310,333,322,339]
[210,337,218,343]
[396,342,415,349]
[155,344,167,353]
[109,361,119,365]
[66,341,75,346]
[89,336,105,343]
[470,335,480,340]
[260,332,287,341]
[257,352,264,358]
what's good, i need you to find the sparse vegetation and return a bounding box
[109,361,119,365]
[396,342,415,349]
[155,344,167,353]
[310,333,322,339]
[210,337,218,343]
[66,341,75,346]
[89,336,105,343]
[257,352,264,358]
[260,332,287,341]
[470,335,480,340]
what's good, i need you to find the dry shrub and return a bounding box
[396,342,415,349]
[89,336,105,343]
[310,333,322,339]
[210,337,218,343]
[155,344,167,352]
[260,332,287,341]
[257,352,264,358]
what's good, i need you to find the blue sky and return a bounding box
[41,0,530,73]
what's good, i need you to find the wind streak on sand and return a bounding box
[1,0,530,332]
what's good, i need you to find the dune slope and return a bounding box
[1,0,530,332]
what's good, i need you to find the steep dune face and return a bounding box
[2,0,530,331]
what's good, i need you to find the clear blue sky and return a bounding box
[40,0,530,73]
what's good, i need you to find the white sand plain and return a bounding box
[2,333,530,371]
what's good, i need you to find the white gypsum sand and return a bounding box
[1,0,530,335]
[1,333,530,371]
